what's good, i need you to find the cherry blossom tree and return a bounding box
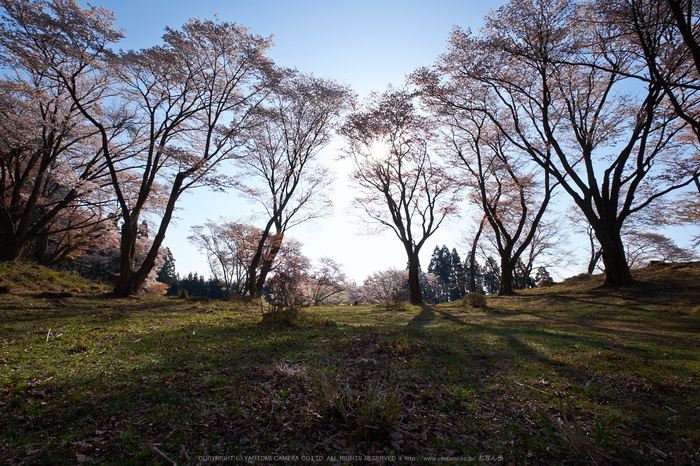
[237,72,353,300]
[437,107,557,295]
[305,257,348,306]
[417,0,697,288]
[0,0,119,262]
[1,0,278,295]
[341,88,461,304]
[188,220,262,298]
[358,268,410,305]
[600,0,700,235]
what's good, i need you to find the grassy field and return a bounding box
[1,262,699,465]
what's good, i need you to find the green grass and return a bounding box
[1,262,699,464]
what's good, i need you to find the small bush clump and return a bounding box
[382,291,407,311]
[462,292,486,308]
[312,370,403,439]
[261,308,336,329]
[260,306,301,328]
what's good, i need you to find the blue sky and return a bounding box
[74,0,511,283]
[91,0,502,98]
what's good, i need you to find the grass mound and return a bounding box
[0,262,108,296]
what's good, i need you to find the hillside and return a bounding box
[1,262,699,464]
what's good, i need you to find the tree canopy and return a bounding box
[1,0,698,299]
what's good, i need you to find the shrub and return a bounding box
[538,277,554,287]
[312,370,403,439]
[260,306,300,328]
[462,292,486,308]
[382,291,407,311]
[260,307,335,329]
[267,269,307,312]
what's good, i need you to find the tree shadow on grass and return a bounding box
[405,304,435,333]
[4,298,699,465]
[404,304,473,336]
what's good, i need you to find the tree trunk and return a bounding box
[113,219,139,296]
[33,234,50,266]
[407,250,423,305]
[589,221,634,288]
[114,173,187,297]
[255,231,283,297]
[0,235,25,262]
[585,226,602,275]
[498,255,515,296]
[0,210,38,263]
[599,238,634,287]
[246,218,276,300]
[588,250,603,275]
[469,218,485,293]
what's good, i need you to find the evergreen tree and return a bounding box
[427,245,470,302]
[206,279,225,299]
[482,257,500,295]
[464,252,485,294]
[535,267,553,287]
[156,248,177,286]
[449,248,467,301]
[427,246,441,275]
[440,246,452,282]
[167,272,224,298]
[428,245,452,303]
[419,268,438,304]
